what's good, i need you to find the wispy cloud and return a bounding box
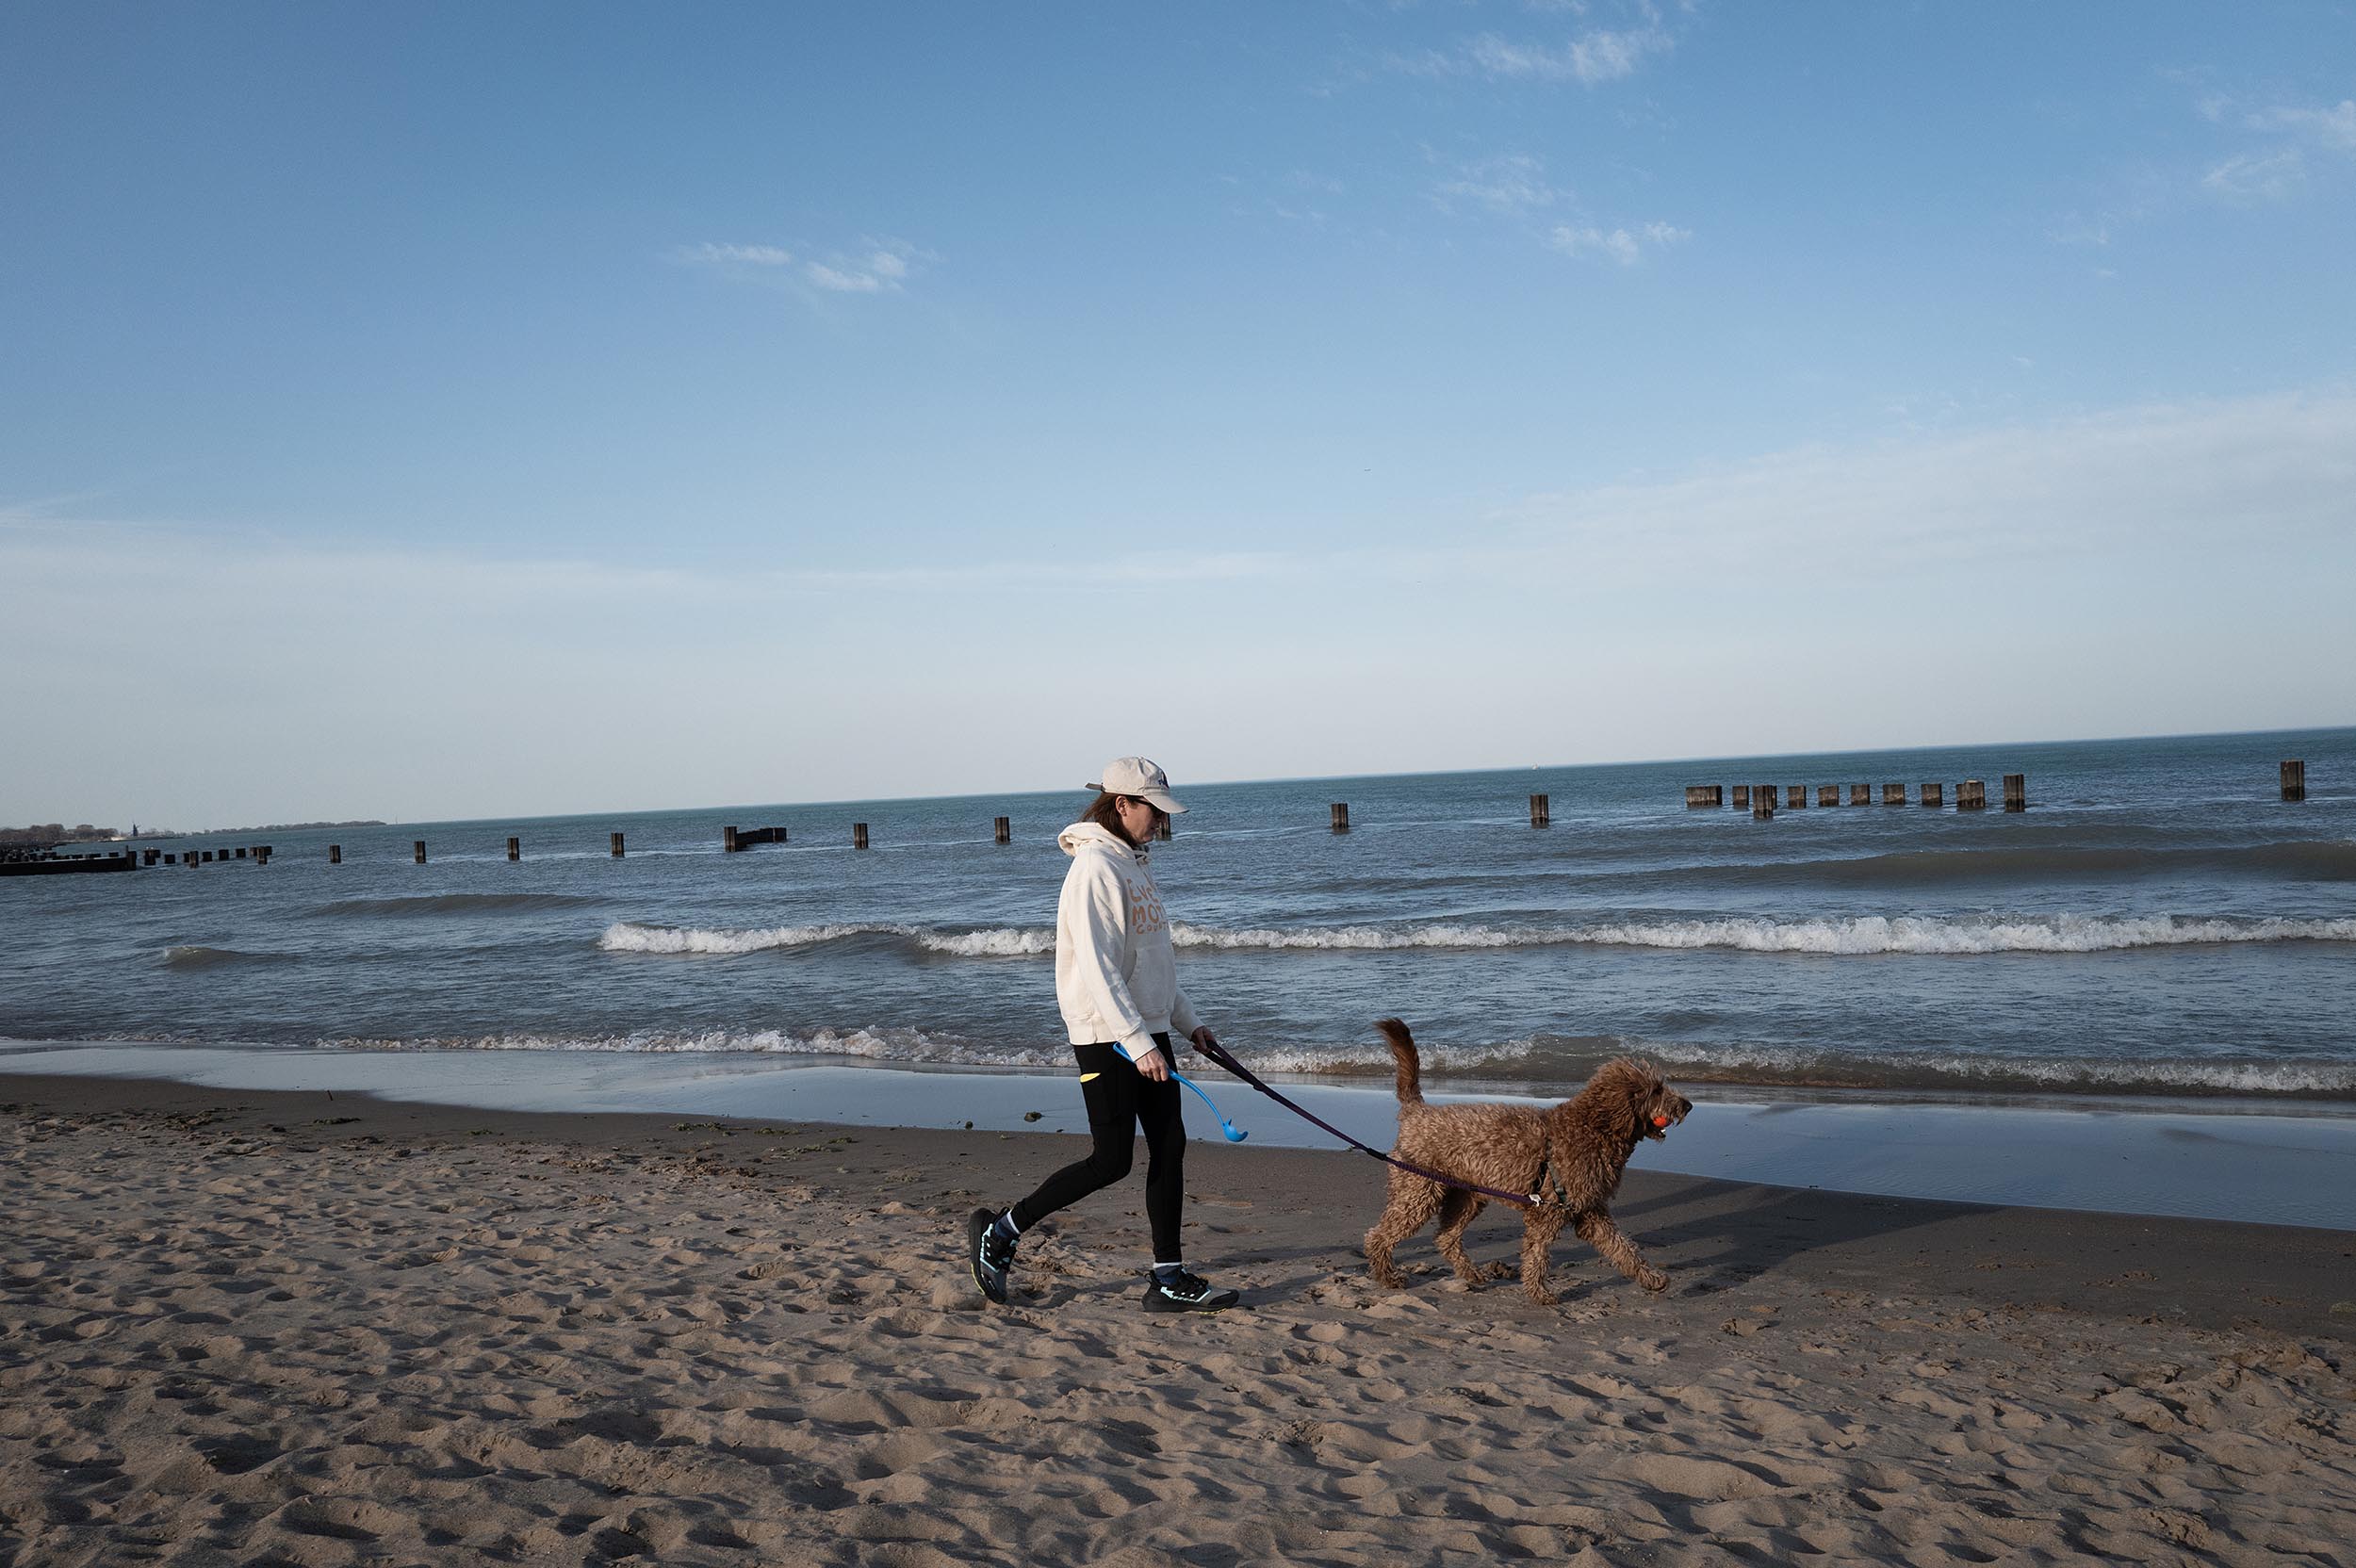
[676,236,931,298]
[1546,220,1688,265]
[1426,150,1684,261]
[2051,84,2353,245]
[679,242,795,268]
[2201,147,2306,203]
[805,241,921,293]
[1385,8,1676,90]
[2250,98,2356,153]
[1461,24,1670,85]
[1430,153,1562,215]
[2192,92,2356,205]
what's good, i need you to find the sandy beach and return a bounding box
[6,1073,2354,1567]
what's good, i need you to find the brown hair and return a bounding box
[1078,791,1163,845]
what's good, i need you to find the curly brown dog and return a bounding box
[1364,1019,1692,1305]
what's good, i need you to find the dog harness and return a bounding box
[1530,1155,1596,1213]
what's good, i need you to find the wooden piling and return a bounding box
[142,849,158,866]
[1958,779,1987,810]
[235,846,247,859]
[254,846,270,866]
[1682,787,1717,809]
[1155,816,1171,841]
[1817,785,1840,808]
[329,844,341,864]
[611,832,625,858]
[2004,774,2025,812]
[1532,792,1553,825]
[1786,785,1807,809]
[1331,803,1350,833]
[1752,786,1775,820]
[724,825,740,853]
[2282,760,2306,802]
[853,823,869,849]
[994,816,1011,843]
[508,836,521,860]
[1920,784,1942,808]
[1732,785,1750,809]
[1882,783,1905,806]
[163,854,175,865]
[1849,784,1871,807]
[414,841,426,864]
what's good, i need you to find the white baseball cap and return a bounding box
[1088,756,1187,814]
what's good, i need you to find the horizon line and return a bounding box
[93,720,2354,836]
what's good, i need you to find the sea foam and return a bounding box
[597,912,2356,960]
[597,922,1055,956]
[1169,913,2356,956]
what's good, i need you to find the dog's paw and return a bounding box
[1638,1267,1669,1294]
[1523,1285,1560,1307]
[1481,1261,1515,1282]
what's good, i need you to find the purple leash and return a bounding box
[1195,1039,1538,1209]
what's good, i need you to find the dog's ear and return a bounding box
[1586,1058,1647,1141]
[1633,1071,1668,1135]
[1622,1060,1684,1136]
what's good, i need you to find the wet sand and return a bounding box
[5,1072,2353,1566]
[10,1041,2356,1230]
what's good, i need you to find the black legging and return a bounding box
[1009,1036,1186,1264]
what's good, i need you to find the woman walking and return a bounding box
[967,757,1240,1313]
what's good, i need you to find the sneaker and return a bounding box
[1143,1267,1238,1313]
[967,1209,1015,1305]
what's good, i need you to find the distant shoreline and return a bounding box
[148,820,389,837]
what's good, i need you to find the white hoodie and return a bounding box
[1054,821,1202,1063]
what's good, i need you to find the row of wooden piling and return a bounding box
[1685,760,2311,815]
[101,761,2330,868]
[146,844,273,866]
[376,821,981,861]
[1683,776,2026,814]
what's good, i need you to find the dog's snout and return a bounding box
[1644,1090,1693,1138]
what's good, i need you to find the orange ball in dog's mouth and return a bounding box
[1651,1114,1671,1129]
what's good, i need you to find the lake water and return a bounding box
[7,727,2350,1108]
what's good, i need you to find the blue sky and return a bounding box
[5,3,2352,826]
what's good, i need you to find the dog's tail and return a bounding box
[1377,1018,1423,1104]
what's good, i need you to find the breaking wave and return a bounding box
[303,1027,2356,1101]
[1644,840,2356,888]
[598,922,1054,957]
[316,1025,1546,1078]
[319,1024,1031,1062]
[598,912,2356,960]
[1169,913,2356,955]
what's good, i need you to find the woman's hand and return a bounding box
[1189,1026,1219,1055]
[1136,1048,1170,1083]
